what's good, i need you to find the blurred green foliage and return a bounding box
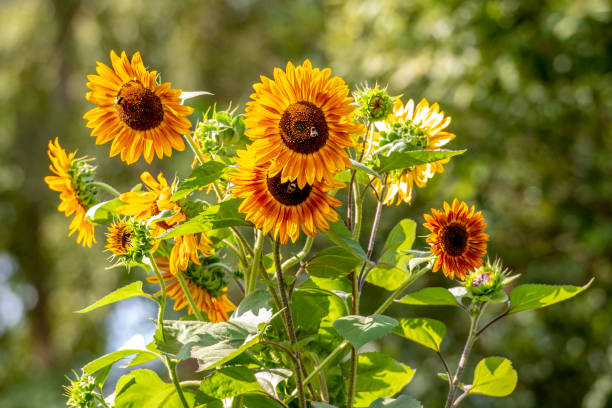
[0,0,609,406]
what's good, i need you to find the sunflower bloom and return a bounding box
[117,172,212,273]
[44,138,97,248]
[244,60,361,189]
[231,148,343,244]
[84,50,193,164]
[372,98,456,205]
[423,199,489,280]
[147,257,236,322]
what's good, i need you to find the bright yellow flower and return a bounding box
[372,98,456,205]
[147,257,236,323]
[84,51,193,164]
[117,172,211,274]
[423,199,489,280]
[44,138,96,248]
[231,148,343,244]
[244,60,361,189]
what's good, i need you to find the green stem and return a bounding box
[347,347,358,408]
[352,183,364,240]
[231,227,254,257]
[231,395,243,408]
[94,391,111,408]
[184,133,207,165]
[374,266,429,314]
[176,272,206,321]
[246,230,264,295]
[91,181,120,197]
[166,356,190,408]
[274,239,306,408]
[281,236,314,272]
[149,254,167,342]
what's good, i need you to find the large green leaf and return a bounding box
[508,278,593,314]
[393,318,447,352]
[396,287,459,306]
[233,289,273,326]
[76,282,155,313]
[333,315,398,350]
[323,220,368,261]
[306,247,361,278]
[83,349,159,374]
[160,198,249,239]
[172,160,226,201]
[114,369,196,408]
[85,198,124,225]
[199,366,265,400]
[353,352,415,408]
[350,159,384,181]
[379,219,416,264]
[365,260,410,291]
[156,320,263,371]
[242,393,285,408]
[368,395,423,408]
[376,149,466,173]
[468,357,518,397]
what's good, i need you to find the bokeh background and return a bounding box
[1,0,610,406]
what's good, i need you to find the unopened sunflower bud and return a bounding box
[464,258,508,299]
[106,219,153,264]
[353,83,395,123]
[63,371,97,408]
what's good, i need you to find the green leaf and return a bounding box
[292,288,330,333]
[160,198,249,239]
[85,198,124,225]
[323,220,368,261]
[365,262,410,291]
[114,369,196,408]
[233,289,273,326]
[469,357,518,397]
[333,315,398,351]
[242,393,285,408]
[199,366,264,400]
[306,247,361,278]
[379,219,416,263]
[76,282,155,313]
[172,161,226,201]
[83,349,159,374]
[312,403,340,408]
[353,352,415,407]
[156,320,263,371]
[393,318,447,352]
[376,149,466,173]
[125,351,160,368]
[350,159,384,181]
[368,395,423,408]
[508,278,593,314]
[396,287,459,306]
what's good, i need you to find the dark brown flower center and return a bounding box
[115,80,164,131]
[279,101,328,154]
[120,230,132,251]
[441,223,469,257]
[266,173,312,206]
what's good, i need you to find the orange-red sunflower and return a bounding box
[44,138,97,248]
[84,50,193,164]
[372,98,456,205]
[231,148,343,244]
[117,171,212,274]
[147,257,236,322]
[423,199,489,280]
[244,60,361,189]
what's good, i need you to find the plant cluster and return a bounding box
[46,51,592,408]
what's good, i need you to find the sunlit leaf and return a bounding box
[376,149,466,173]
[397,287,459,306]
[323,220,368,261]
[379,219,416,263]
[334,315,398,351]
[83,349,158,375]
[198,366,265,400]
[368,395,423,408]
[172,161,226,201]
[508,279,593,314]
[468,357,518,397]
[114,369,196,408]
[393,318,446,352]
[76,282,155,313]
[306,246,361,278]
[353,352,415,407]
[85,198,124,225]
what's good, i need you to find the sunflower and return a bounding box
[117,171,212,274]
[423,199,489,280]
[105,220,134,256]
[147,257,236,322]
[44,138,97,248]
[244,60,361,189]
[372,98,456,205]
[84,50,193,164]
[231,148,343,244]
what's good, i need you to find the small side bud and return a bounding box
[63,370,97,408]
[353,83,396,123]
[464,258,510,301]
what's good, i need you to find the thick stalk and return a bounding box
[347,123,372,232]
[149,255,167,341]
[347,348,358,408]
[91,181,120,197]
[357,194,384,289]
[445,308,483,408]
[274,240,306,408]
[352,183,364,240]
[246,230,264,295]
[166,356,190,408]
[176,272,206,321]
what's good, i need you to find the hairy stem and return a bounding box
[91,181,120,197]
[176,272,206,321]
[166,356,189,408]
[281,236,313,272]
[149,255,167,341]
[246,230,264,294]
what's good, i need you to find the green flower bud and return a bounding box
[63,371,97,408]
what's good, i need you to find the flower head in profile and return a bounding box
[117,171,212,274]
[244,60,361,189]
[44,138,97,248]
[423,199,489,280]
[105,219,153,265]
[147,257,236,322]
[231,148,343,244]
[371,98,456,206]
[84,50,193,164]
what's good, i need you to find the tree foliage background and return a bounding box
[0,0,610,406]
